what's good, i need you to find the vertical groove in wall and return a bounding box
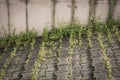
[88,0,97,24]
[71,0,75,24]
[51,0,56,28]
[26,0,29,32]
[107,0,118,22]
[6,0,11,35]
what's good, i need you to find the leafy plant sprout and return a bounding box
[97,32,114,80]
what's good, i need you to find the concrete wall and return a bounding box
[55,0,71,26]
[0,0,8,37]
[0,0,120,37]
[113,1,120,20]
[95,0,109,22]
[75,0,89,24]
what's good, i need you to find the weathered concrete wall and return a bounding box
[0,0,8,37]
[75,0,89,24]
[9,0,26,34]
[95,0,109,22]
[28,0,52,35]
[113,1,120,21]
[55,0,71,26]
[0,0,120,36]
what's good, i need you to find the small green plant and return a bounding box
[67,29,77,80]
[78,26,83,46]
[0,37,20,79]
[115,27,120,42]
[106,28,112,43]
[43,27,49,42]
[32,39,46,80]
[0,29,37,48]
[0,29,37,80]
[97,32,114,80]
[24,37,36,70]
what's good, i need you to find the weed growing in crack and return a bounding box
[78,27,83,46]
[32,28,48,80]
[0,29,37,49]
[86,27,96,79]
[32,41,46,80]
[0,37,20,79]
[87,27,92,47]
[24,38,36,70]
[106,28,113,43]
[68,28,76,80]
[115,27,120,42]
[97,32,114,80]
[0,45,8,60]
[0,29,37,80]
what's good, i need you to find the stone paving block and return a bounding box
[58,64,69,72]
[38,68,46,77]
[103,42,111,47]
[60,49,69,58]
[47,58,57,65]
[72,69,82,78]
[80,52,88,57]
[73,77,82,80]
[94,63,106,73]
[106,47,113,54]
[25,64,34,70]
[114,77,120,80]
[57,72,68,80]
[112,67,120,77]
[40,61,47,69]
[46,71,55,79]
[81,56,89,63]
[92,44,101,48]
[73,47,80,54]
[92,57,104,65]
[90,51,101,58]
[116,61,120,66]
[111,43,119,50]
[81,45,88,49]
[72,60,81,69]
[46,64,56,72]
[81,63,91,71]
[81,70,92,80]
[37,77,46,80]
[107,54,114,58]
[73,54,80,61]
[113,49,120,55]
[58,57,69,65]
[79,49,88,54]
[1,34,120,80]
[6,65,21,73]
[11,72,20,79]
[25,59,35,67]
[110,60,118,68]
[6,68,15,74]
[21,72,32,80]
[61,38,69,47]
[3,76,11,80]
[12,57,22,63]
[94,73,108,80]
[116,56,120,61]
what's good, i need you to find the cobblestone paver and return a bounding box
[0,32,120,80]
